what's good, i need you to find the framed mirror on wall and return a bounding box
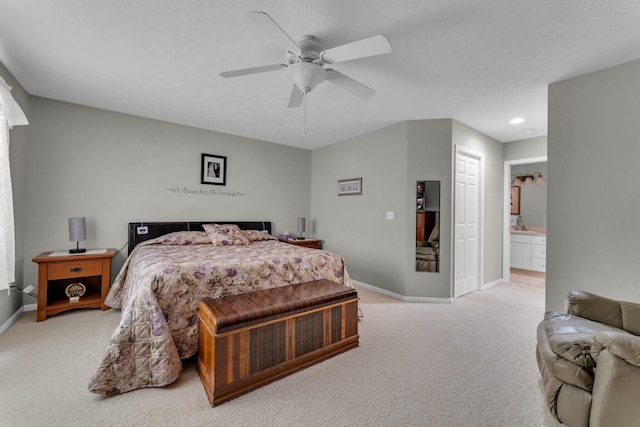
[416,180,441,272]
[510,186,521,215]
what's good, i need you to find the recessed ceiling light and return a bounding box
[510,117,525,124]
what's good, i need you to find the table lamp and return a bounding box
[296,217,306,240]
[68,217,87,253]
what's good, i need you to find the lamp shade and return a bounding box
[288,62,327,93]
[297,217,306,234]
[68,217,86,242]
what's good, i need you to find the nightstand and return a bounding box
[32,249,116,322]
[279,238,322,249]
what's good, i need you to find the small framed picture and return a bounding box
[338,177,362,196]
[201,153,227,186]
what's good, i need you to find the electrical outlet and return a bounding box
[23,285,34,294]
[137,226,148,235]
[386,211,394,220]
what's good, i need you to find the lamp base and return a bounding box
[69,248,86,254]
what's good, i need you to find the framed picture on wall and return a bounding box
[201,153,227,186]
[338,177,362,196]
[510,186,521,215]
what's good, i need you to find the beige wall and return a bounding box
[405,119,452,298]
[22,97,312,293]
[547,59,640,312]
[311,123,408,295]
[312,118,504,299]
[0,62,28,326]
[503,135,547,161]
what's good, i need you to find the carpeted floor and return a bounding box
[0,279,560,426]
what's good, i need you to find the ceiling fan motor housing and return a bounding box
[293,35,322,62]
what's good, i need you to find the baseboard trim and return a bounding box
[481,278,503,291]
[0,303,37,336]
[510,268,546,278]
[1,306,24,335]
[351,280,454,304]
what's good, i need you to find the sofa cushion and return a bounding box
[620,302,640,336]
[543,312,626,369]
[591,331,640,367]
[567,290,623,329]
[537,320,594,392]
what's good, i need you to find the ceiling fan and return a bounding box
[220,11,392,108]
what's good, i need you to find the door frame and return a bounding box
[502,155,547,283]
[453,145,484,298]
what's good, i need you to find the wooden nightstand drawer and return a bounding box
[48,259,103,279]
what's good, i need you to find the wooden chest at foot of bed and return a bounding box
[197,279,359,407]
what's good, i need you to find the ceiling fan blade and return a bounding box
[288,84,304,108]
[321,34,391,64]
[246,11,301,54]
[325,69,375,100]
[219,63,287,78]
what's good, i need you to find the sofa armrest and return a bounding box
[590,335,640,427]
[592,331,640,367]
[567,290,623,329]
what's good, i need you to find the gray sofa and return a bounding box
[536,290,640,427]
[416,223,439,272]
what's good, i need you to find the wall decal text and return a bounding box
[164,186,248,197]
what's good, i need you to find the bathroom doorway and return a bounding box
[503,156,547,284]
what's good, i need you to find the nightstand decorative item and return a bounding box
[32,249,116,321]
[278,230,293,240]
[65,282,86,303]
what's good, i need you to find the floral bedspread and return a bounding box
[88,232,352,395]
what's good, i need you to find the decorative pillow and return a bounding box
[157,231,212,245]
[241,229,277,242]
[203,223,250,246]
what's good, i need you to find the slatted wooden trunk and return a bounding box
[197,279,359,406]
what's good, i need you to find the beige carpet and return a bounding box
[0,280,560,427]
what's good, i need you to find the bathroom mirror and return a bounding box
[510,186,521,215]
[416,180,440,272]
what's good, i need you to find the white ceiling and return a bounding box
[1,1,640,150]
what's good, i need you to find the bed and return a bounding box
[88,221,353,395]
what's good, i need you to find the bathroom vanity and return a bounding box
[510,232,546,272]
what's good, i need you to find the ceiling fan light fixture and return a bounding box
[288,62,327,93]
[221,11,391,110]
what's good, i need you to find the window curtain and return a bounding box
[0,76,28,291]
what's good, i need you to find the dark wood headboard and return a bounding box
[127,221,272,254]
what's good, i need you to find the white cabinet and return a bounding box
[531,236,546,272]
[510,235,531,270]
[510,234,546,272]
